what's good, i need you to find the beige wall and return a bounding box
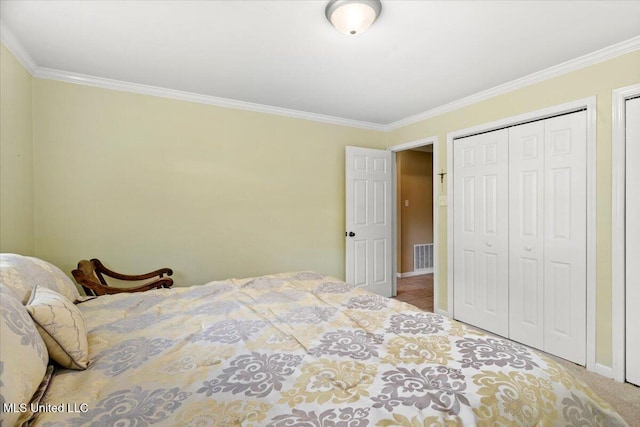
[397,150,433,274]
[387,50,640,366]
[0,44,34,255]
[31,78,387,286]
[2,40,639,369]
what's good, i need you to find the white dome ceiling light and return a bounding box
[325,0,382,36]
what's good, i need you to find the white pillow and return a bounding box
[0,284,49,427]
[27,286,89,370]
[0,254,80,304]
[27,256,80,302]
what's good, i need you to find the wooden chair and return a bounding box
[72,258,174,297]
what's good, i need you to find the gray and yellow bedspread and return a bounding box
[34,272,626,426]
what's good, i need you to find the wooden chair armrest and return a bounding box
[92,258,173,281]
[80,277,174,296]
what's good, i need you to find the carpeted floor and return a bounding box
[394,273,640,425]
[552,356,640,426]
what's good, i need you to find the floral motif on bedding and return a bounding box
[347,294,389,311]
[472,370,557,425]
[381,335,453,365]
[0,291,48,362]
[377,413,463,426]
[30,272,627,427]
[388,312,445,335]
[280,359,377,406]
[281,306,336,324]
[192,319,266,344]
[92,312,174,334]
[456,337,539,370]
[372,366,469,415]
[63,386,190,426]
[562,392,619,426]
[158,349,234,377]
[309,329,383,360]
[315,280,354,293]
[197,352,303,398]
[186,299,239,316]
[268,407,370,427]
[92,337,174,376]
[174,399,272,426]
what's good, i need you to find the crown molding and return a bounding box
[2,17,638,133]
[387,35,640,131]
[0,20,37,74]
[33,67,386,131]
[0,20,384,132]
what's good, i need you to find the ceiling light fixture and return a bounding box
[325,0,382,36]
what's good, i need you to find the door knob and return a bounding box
[347,231,356,237]
[486,241,492,247]
[525,246,532,252]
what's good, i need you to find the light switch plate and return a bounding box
[439,195,448,206]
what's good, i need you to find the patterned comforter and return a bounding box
[33,272,626,426]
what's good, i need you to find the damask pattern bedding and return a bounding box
[31,272,625,426]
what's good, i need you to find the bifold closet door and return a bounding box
[626,97,640,386]
[453,129,509,337]
[542,112,587,365]
[508,120,545,350]
[508,111,587,365]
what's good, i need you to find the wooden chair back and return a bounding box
[72,260,103,296]
[72,259,173,297]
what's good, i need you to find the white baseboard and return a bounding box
[593,363,614,379]
[398,270,433,278]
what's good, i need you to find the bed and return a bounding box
[0,254,627,426]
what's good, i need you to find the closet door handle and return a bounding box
[486,242,493,247]
[525,246,532,252]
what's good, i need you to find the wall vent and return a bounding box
[414,243,434,273]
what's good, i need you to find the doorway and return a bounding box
[389,137,439,313]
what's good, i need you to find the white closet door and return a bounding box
[626,97,640,386]
[508,120,545,349]
[543,111,587,365]
[453,129,509,337]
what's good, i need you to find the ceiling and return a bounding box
[1,0,639,127]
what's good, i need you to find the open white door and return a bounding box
[345,146,393,297]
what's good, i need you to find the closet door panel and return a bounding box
[453,129,509,336]
[508,121,545,349]
[626,97,640,385]
[543,111,587,365]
